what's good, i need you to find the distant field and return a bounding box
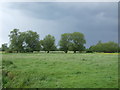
[2,53,118,88]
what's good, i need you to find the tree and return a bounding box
[9,29,41,53]
[41,34,56,53]
[59,33,71,53]
[89,41,104,52]
[1,43,8,51]
[89,41,118,53]
[17,32,27,52]
[118,44,120,52]
[103,41,118,53]
[9,29,21,52]
[23,30,41,52]
[70,32,86,53]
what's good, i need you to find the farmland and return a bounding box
[2,53,118,88]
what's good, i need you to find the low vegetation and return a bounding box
[2,53,118,88]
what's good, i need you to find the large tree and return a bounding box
[9,29,21,52]
[59,33,71,53]
[23,30,41,52]
[70,32,86,53]
[9,29,41,52]
[41,34,56,53]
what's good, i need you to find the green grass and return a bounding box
[2,53,118,88]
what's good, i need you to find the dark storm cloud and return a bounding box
[8,2,117,20]
[2,2,118,48]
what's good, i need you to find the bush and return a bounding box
[89,41,118,53]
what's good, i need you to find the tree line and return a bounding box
[1,29,119,53]
[87,41,119,53]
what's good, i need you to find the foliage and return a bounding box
[59,32,86,53]
[41,34,56,53]
[69,32,86,53]
[23,31,40,52]
[59,33,71,53]
[2,29,119,53]
[1,43,8,51]
[9,29,40,52]
[9,29,20,52]
[89,41,118,53]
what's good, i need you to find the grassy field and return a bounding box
[2,53,118,88]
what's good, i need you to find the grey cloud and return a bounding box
[7,2,117,20]
[1,2,118,48]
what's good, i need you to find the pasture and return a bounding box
[2,53,118,88]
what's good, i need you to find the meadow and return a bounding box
[2,52,118,88]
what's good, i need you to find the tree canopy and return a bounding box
[1,43,8,51]
[69,32,86,53]
[41,34,56,53]
[59,32,86,53]
[1,29,119,53]
[23,31,40,52]
[59,33,71,53]
[9,29,40,52]
[89,41,118,53]
[9,29,20,52]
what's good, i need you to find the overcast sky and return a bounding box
[0,2,118,48]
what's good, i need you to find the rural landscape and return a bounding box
[1,29,119,88]
[0,2,119,88]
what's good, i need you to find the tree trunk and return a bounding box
[74,51,76,53]
[47,51,49,53]
[65,50,68,53]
